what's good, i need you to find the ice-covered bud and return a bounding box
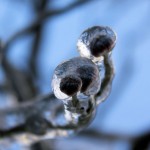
[76,66,98,93]
[77,26,117,62]
[60,75,82,96]
[51,57,101,100]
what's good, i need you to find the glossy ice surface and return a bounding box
[52,57,101,100]
[77,26,117,63]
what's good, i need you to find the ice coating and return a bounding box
[51,57,101,100]
[77,26,117,63]
[52,74,69,100]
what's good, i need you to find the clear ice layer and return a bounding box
[51,57,101,99]
[77,26,117,63]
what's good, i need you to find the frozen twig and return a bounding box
[95,53,115,104]
[0,25,116,149]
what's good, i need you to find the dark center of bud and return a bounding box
[60,75,82,96]
[90,36,113,57]
[77,66,98,92]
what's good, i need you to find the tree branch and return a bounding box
[29,0,48,77]
[3,0,92,55]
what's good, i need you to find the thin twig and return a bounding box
[95,53,115,104]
